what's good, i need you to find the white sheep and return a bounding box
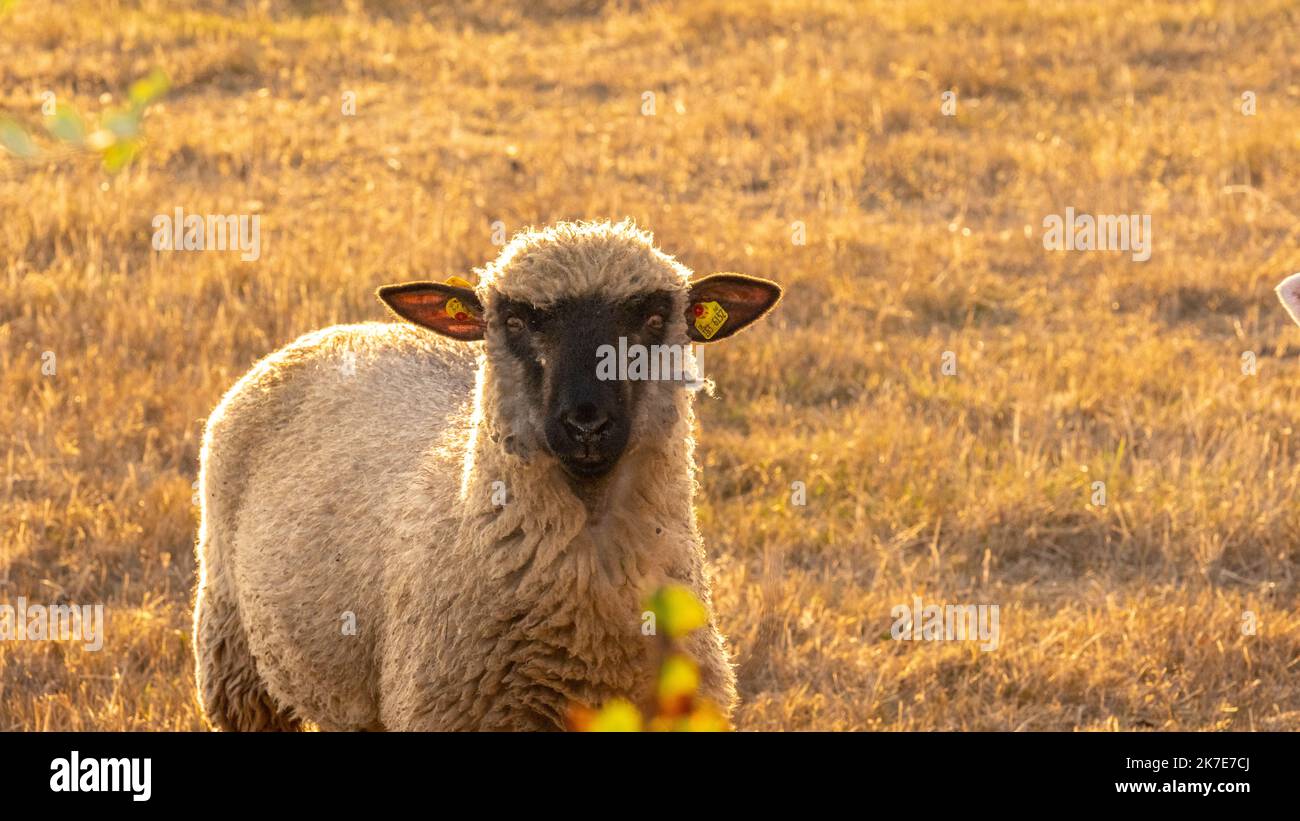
[192,220,782,730]
[1278,273,1300,326]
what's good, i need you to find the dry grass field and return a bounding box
[2,0,1299,731]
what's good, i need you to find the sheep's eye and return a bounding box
[506,316,526,333]
[644,314,665,331]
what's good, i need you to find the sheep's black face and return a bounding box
[497,292,674,480]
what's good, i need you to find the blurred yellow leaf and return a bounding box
[684,701,730,732]
[647,700,730,732]
[658,652,700,716]
[646,584,708,639]
[102,138,140,172]
[128,69,170,110]
[587,698,642,732]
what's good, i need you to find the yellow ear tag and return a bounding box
[692,301,728,339]
[444,276,475,321]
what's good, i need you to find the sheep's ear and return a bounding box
[1278,273,1300,327]
[377,282,485,341]
[685,273,782,342]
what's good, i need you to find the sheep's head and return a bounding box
[377,221,781,482]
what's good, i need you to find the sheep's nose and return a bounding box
[561,404,611,443]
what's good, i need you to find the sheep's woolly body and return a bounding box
[194,221,736,731]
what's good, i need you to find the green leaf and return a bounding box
[45,105,86,145]
[102,109,140,139]
[646,584,709,639]
[102,138,140,172]
[0,117,38,158]
[128,69,169,110]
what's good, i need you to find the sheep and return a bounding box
[192,220,782,731]
[1278,273,1300,326]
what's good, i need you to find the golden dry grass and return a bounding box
[2,0,1299,731]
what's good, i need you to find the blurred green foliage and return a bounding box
[646,583,709,639]
[0,69,168,172]
[569,585,730,732]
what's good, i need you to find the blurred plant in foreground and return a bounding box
[0,69,169,172]
[568,584,730,732]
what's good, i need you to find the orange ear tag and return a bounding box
[444,276,476,321]
[693,301,728,339]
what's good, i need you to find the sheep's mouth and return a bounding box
[558,452,619,480]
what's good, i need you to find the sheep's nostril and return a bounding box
[562,408,611,443]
